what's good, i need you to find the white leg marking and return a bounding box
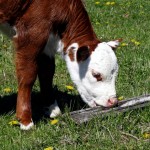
[20,122,34,130]
[48,101,61,118]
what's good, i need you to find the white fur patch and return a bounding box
[47,101,61,118]
[20,121,34,130]
[43,33,64,57]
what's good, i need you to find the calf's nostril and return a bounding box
[107,98,118,106]
[108,99,113,105]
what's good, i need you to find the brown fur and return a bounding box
[0,0,100,126]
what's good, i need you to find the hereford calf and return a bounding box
[0,0,120,130]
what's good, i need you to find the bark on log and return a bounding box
[69,94,150,124]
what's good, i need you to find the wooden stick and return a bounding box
[69,94,150,124]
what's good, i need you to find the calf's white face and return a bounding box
[65,41,120,107]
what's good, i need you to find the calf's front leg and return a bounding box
[15,48,38,130]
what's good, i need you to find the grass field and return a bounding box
[0,0,150,149]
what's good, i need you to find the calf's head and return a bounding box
[65,40,120,108]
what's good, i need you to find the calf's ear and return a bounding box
[107,38,122,50]
[76,46,90,62]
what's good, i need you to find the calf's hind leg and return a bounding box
[16,47,38,130]
[37,54,61,118]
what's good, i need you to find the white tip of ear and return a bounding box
[107,40,120,49]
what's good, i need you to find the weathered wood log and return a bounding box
[69,94,150,124]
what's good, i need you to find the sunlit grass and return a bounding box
[0,0,149,149]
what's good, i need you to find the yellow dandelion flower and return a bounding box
[110,2,115,5]
[134,41,140,46]
[143,132,150,139]
[8,120,19,126]
[44,147,54,150]
[118,96,124,101]
[50,119,59,125]
[3,88,11,93]
[66,85,74,90]
[131,39,140,46]
[121,43,128,47]
[106,2,111,5]
[95,2,100,5]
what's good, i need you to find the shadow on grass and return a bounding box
[0,86,87,122]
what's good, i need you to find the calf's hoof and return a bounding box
[20,121,34,130]
[44,100,61,118]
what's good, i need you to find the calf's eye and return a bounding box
[92,70,102,81]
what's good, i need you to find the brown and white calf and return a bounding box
[0,0,120,130]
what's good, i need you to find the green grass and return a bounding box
[0,0,150,149]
